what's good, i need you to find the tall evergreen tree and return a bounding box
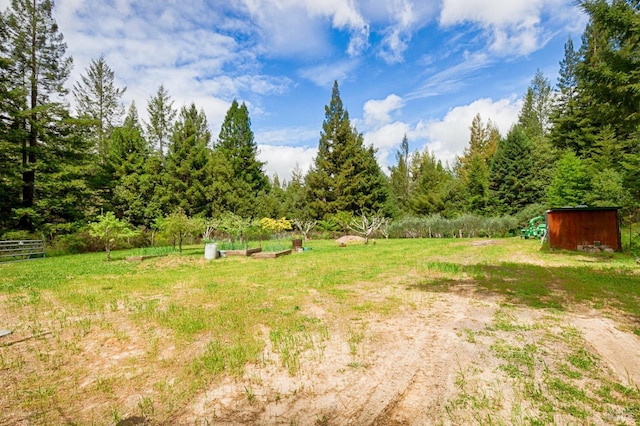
[488,127,540,215]
[578,0,640,142]
[389,134,411,214]
[454,114,500,215]
[165,103,212,217]
[109,103,155,226]
[465,154,490,214]
[283,164,310,220]
[306,81,389,219]
[546,151,591,207]
[3,0,73,229]
[33,114,96,234]
[518,70,553,140]
[145,84,176,157]
[0,50,23,230]
[72,55,126,161]
[550,37,589,154]
[409,148,456,216]
[455,113,499,181]
[213,99,269,217]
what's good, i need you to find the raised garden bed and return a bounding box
[125,254,167,262]
[224,247,262,257]
[251,249,291,259]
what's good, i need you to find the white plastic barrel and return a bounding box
[204,243,218,260]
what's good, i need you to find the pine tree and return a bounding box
[0,50,23,230]
[455,113,499,182]
[389,134,411,214]
[72,55,126,161]
[546,151,591,207]
[109,103,156,226]
[145,84,176,157]
[578,0,640,142]
[3,0,73,229]
[34,115,96,234]
[255,175,286,219]
[283,164,310,220]
[586,168,630,209]
[576,0,640,208]
[165,103,212,217]
[488,127,540,215]
[518,70,553,140]
[214,100,269,217]
[306,81,389,219]
[409,148,455,216]
[454,114,500,215]
[466,154,490,214]
[550,37,589,154]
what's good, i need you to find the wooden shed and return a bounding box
[546,207,621,252]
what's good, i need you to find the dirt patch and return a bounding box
[178,288,640,425]
[572,315,640,385]
[2,253,640,425]
[336,235,366,245]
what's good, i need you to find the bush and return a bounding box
[514,203,548,228]
[387,214,520,239]
[1,230,39,240]
[50,232,90,255]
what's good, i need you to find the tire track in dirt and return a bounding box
[333,294,496,425]
[572,315,640,386]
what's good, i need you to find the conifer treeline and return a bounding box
[0,0,638,239]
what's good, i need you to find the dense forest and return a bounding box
[0,0,638,250]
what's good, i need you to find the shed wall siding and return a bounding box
[547,210,620,251]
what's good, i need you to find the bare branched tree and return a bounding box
[293,218,317,241]
[348,213,387,244]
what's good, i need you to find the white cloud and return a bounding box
[411,97,521,166]
[363,94,404,126]
[298,60,360,87]
[255,126,319,180]
[407,52,493,100]
[256,127,319,146]
[258,145,317,181]
[377,0,417,63]
[46,0,296,136]
[241,0,370,57]
[359,93,408,173]
[440,0,543,27]
[438,0,570,56]
[365,121,410,150]
[364,121,411,173]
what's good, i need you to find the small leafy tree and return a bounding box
[260,217,292,240]
[88,212,138,261]
[217,212,252,244]
[331,211,354,236]
[161,209,201,253]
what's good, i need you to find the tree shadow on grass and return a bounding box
[409,262,640,318]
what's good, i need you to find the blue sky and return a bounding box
[2,0,587,180]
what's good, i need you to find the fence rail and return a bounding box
[0,240,45,262]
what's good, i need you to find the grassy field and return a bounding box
[1,238,639,424]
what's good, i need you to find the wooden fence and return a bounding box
[0,240,45,262]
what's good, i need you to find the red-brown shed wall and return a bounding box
[547,209,620,251]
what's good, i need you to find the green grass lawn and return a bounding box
[1,237,639,424]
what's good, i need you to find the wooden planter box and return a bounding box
[225,247,262,257]
[125,254,166,262]
[252,249,291,259]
